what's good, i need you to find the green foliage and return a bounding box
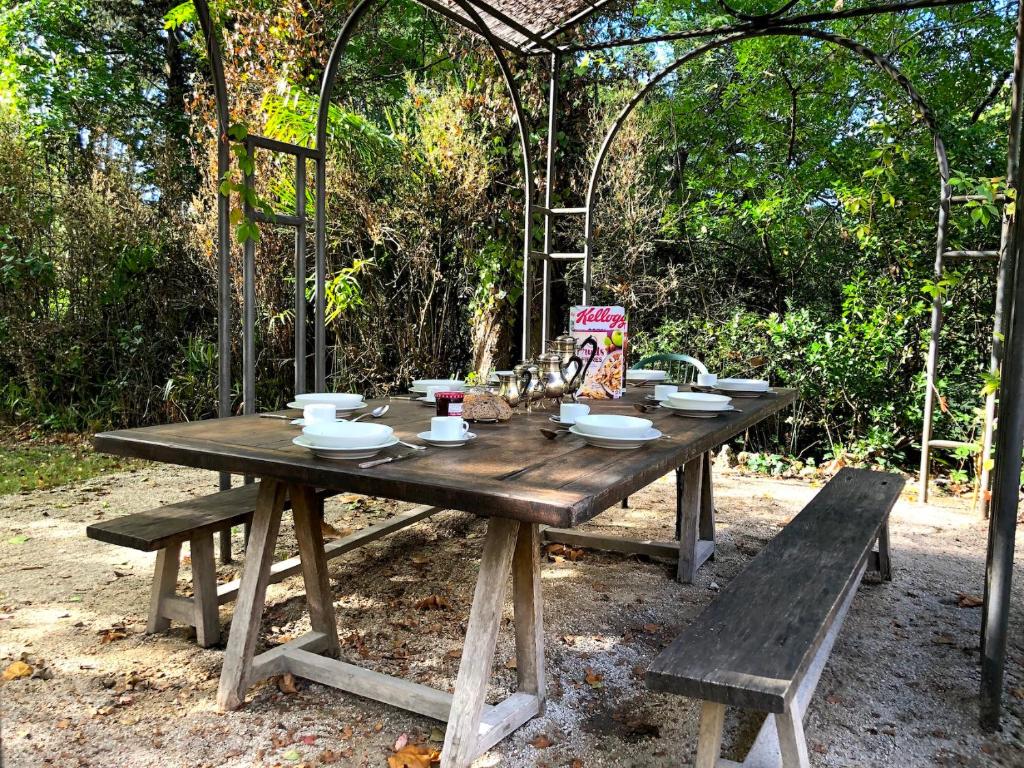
[0,433,136,494]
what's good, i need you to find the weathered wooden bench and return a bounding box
[87,483,442,647]
[646,467,902,767]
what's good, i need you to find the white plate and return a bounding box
[715,378,769,392]
[411,379,465,393]
[293,393,366,409]
[568,425,663,450]
[711,387,770,398]
[288,401,367,415]
[290,418,346,426]
[292,435,399,460]
[667,392,732,411]
[626,369,668,382]
[574,414,653,439]
[662,401,736,417]
[417,431,477,448]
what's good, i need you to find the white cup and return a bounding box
[654,384,678,401]
[426,385,445,403]
[559,402,590,424]
[431,416,470,440]
[697,373,718,387]
[303,403,336,425]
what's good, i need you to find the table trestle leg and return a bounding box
[512,522,545,706]
[218,479,287,710]
[290,484,341,657]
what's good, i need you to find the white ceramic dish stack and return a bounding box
[625,369,668,383]
[663,391,735,419]
[287,392,367,417]
[411,379,465,393]
[712,378,770,397]
[571,414,661,449]
[293,421,397,460]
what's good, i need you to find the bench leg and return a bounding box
[695,701,726,768]
[291,484,342,657]
[877,519,893,581]
[512,522,545,707]
[218,479,287,710]
[776,709,811,768]
[147,543,181,634]
[699,451,716,545]
[441,517,520,767]
[190,534,221,647]
[677,458,703,583]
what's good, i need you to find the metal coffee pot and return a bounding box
[510,360,546,411]
[543,333,599,401]
[496,369,531,409]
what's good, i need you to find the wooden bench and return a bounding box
[87,483,442,647]
[646,467,902,767]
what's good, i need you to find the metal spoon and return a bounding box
[349,404,390,422]
[633,403,660,414]
[397,439,427,451]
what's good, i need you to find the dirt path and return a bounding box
[1,462,1021,767]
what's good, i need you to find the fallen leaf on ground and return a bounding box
[444,647,462,659]
[394,733,409,752]
[415,595,451,611]
[2,661,32,681]
[320,521,351,540]
[387,743,440,768]
[504,658,517,670]
[934,633,957,645]
[570,759,585,768]
[428,726,445,743]
[642,623,660,634]
[584,668,604,689]
[278,673,299,695]
[282,749,301,762]
[957,593,984,608]
[529,734,553,748]
[97,627,128,644]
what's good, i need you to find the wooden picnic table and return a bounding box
[94,386,795,767]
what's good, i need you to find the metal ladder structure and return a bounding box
[523,53,592,355]
[919,167,1017,514]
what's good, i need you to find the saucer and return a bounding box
[292,434,398,460]
[417,431,477,448]
[568,425,663,450]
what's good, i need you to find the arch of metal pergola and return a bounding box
[189,0,1024,730]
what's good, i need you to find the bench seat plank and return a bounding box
[646,468,903,713]
[86,483,265,552]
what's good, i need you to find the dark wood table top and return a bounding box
[94,387,796,527]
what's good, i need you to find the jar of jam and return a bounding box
[434,391,464,417]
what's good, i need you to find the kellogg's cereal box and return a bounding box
[570,305,628,399]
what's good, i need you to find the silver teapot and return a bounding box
[543,333,599,401]
[511,359,546,411]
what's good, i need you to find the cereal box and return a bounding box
[570,306,628,399]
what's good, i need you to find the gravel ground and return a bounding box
[1,460,1022,768]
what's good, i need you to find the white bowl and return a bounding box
[301,421,393,449]
[294,392,365,409]
[412,379,465,392]
[573,414,653,439]
[626,369,667,382]
[715,378,769,392]
[667,392,733,411]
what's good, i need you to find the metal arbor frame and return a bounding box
[189,0,1023,732]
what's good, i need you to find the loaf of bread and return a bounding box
[463,391,513,422]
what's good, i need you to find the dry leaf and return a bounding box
[584,668,604,689]
[278,673,299,695]
[387,743,440,768]
[529,734,553,749]
[504,658,518,670]
[2,661,32,681]
[444,647,462,659]
[570,759,585,768]
[318,749,340,764]
[394,733,409,752]
[957,593,984,608]
[320,521,349,539]
[642,623,660,634]
[414,595,451,611]
[98,627,128,644]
